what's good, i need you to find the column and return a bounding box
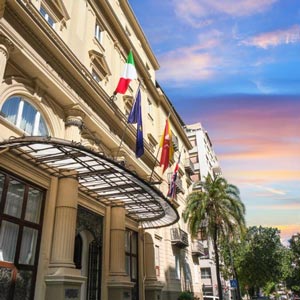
[144,232,164,300]
[0,35,14,82]
[107,205,134,300]
[64,105,85,143]
[45,169,85,300]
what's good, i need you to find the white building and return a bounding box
[185,123,227,299]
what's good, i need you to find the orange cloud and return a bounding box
[242,25,300,49]
[276,224,300,245]
[229,170,300,182]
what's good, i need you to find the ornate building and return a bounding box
[0,1,204,300]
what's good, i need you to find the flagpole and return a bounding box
[115,122,129,160]
[110,91,117,102]
[149,146,161,183]
[115,83,141,160]
[149,112,171,183]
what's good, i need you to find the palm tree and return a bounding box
[183,174,246,300]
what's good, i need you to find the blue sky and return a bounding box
[129,0,300,244]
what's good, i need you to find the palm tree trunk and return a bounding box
[213,227,223,300]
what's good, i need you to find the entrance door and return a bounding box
[74,206,103,300]
[87,240,101,300]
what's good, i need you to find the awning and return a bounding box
[0,136,179,228]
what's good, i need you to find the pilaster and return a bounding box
[107,205,134,300]
[144,232,164,300]
[45,169,85,300]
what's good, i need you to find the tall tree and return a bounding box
[183,175,246,300]
[286,233,300,294]
[231,226,287,296]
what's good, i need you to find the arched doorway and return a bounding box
[74,206,103,300]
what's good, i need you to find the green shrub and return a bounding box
[178,291,194,300]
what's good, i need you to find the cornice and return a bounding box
[119,0,160,70]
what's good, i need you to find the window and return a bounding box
[95,22,102,44]
[125,229,138,300]
[89,50,111,81]
[92,71,101,83]
[0,170,45,300]
[201,267,212,279]
[39,6,55,28]
[147,98,153,120]
[39,0,69,29]
[1,96,49,136]
[175,254,181,279]
[190,138,196,147]
[203,286,214,296]
[190,155,198,164]
[194,264,199,283]
[155,245,160,277]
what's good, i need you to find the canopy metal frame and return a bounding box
[0,136,179,229]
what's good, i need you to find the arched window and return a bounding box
[0,96,49,136]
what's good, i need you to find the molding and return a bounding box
[88,49,112,80]
[0,34,14,56]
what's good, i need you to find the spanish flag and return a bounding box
[159,118,174,173]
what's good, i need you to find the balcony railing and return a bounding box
[212,166,222,177]
[184,158,194,175]
[191,240,205,256]
[172,134,179,152]
[170,228,189,248]
[167,174,184,194]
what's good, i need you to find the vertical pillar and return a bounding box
[50,170,78,268]
[144,232,164,300]
[45,169,85,300]
[107,205,134,300]
[0,35,14,82]
[64,105,85,143]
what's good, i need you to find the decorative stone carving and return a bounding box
[0,34,14,82]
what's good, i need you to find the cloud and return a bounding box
[172,0,277,27]
[242,25,300,49]
[228,170,300,183]
[157,44,220,83]
[276,224,300,245]
[252,80,277,94]
[249,184,286,196]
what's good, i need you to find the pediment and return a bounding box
[89,50,111,80]
[43,0,70,22]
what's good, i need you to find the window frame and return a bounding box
[94,21,103,44]
[0,169,46,300]
[39,5,56,29]
[201,267,212,279]
[175,254,181,279]
[155,245,160,277]
[0,96,49,136]
[125,229,139,300]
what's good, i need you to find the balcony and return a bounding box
[191,240,205,256]
[184,158,194,175]
[170,228,189,248]
[172,134,179,152]
[168,174,184,194]
[212,166,222,177]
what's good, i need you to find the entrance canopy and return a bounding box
[0,136,179,228]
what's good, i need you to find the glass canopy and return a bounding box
[0,136,179,228]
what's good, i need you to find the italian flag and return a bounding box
[114,50,137,94]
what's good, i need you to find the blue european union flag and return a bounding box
[128,88,144,157]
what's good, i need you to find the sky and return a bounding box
[128,0,300,245]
